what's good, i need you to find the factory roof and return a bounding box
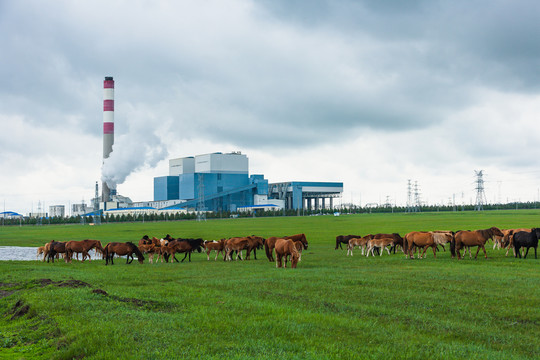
[105,207,157,212]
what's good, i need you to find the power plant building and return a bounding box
[154,152,343,212]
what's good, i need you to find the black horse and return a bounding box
[513,228,540,259]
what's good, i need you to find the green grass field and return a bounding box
[1,210,539,359]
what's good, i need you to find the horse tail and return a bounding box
[450,235,456,258]
[103,243,110,265]
[265,241,273,262]
[403,234,408,254]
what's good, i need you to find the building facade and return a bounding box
[154,152,343,212]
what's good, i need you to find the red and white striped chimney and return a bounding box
[102,76,114,202]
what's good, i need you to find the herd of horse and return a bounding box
[37,233,309,269]
[35,226,538,268]
[336,226,539,259]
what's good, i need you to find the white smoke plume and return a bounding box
[101,111,168,191]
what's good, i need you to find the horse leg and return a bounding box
[474,246,481,259]
[432,245,437,258]
[524,247,530,259]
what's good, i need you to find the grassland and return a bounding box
[0,210,539,359]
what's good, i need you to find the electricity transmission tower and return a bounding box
[406,180,413,212]
[474,170,487,211]
[414,181,421,212]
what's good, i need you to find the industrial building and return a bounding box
[153,152,343,212]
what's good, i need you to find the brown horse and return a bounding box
[224,237,250,261]
[366,237,395,257]
[404,232,437,259]
[104,242,145,265]
[265,233,308,262]
[347,235,373,256]
[65,239,104,262]
[373,233,404,253]
[204,239,226,260]
[451,227,504,260]
[163,238,204,263]
[336,234,362,250]
[44,241,67,263]
[274,238,300,268]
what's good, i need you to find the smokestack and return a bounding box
[102,76,114,202]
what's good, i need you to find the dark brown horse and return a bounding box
[65,239,104,262]
[335,235,362,250]
[44,241,67,263]
[104,242,145,265]
[163,238,204,262]
[275,238,300,268]
[451,227,504,260]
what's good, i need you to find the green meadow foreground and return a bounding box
[1,211,539,359]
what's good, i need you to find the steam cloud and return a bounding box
[101,127,168,191]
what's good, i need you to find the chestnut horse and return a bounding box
[104,242,145,265]
[204,239,226,261]
[265,233,308,262]
[404,232,436,259]
[274,238,300,268]
[451,227,504,260]
[65,239,104,263]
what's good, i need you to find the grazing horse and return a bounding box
[512,228,540,259]
[451,227,504,260]
[37,246,45,260]
[246,236,265,260]
[336,235,362,250]
[274,238,300,268]
[104,242,145,265]
[265,233,308,262]
[366,237,394,257]
[404,232,437,259]
[45,241,67,263]
[204,239,226,261]
[347,235,373,256]
[65,239,104,263]
[164,238,204,263]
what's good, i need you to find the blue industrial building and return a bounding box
[153,152,343,212]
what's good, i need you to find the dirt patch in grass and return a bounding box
[34,278,91,288]
[10,299,30,320]
[92,288,162,309]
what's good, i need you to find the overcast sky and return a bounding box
[2,0,540,215]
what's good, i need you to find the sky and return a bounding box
[2,0,540,215]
